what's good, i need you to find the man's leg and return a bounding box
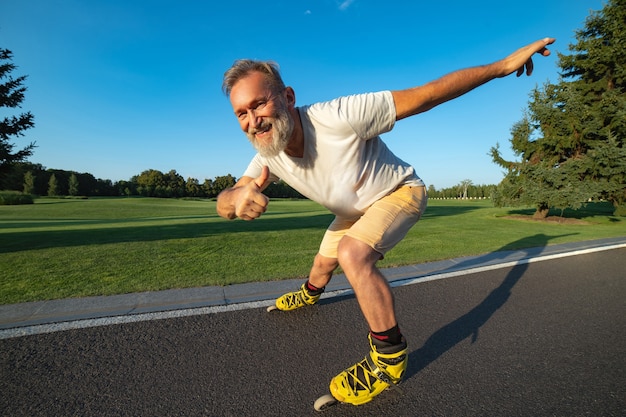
[270,252,338,311]
[336,185,426,333]
[327,186,426,405]
[270,215,347,312]
[336,237,395,333]
[328,241,408,406]
[308,252,339,289]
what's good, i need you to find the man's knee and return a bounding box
[337,236,380,271]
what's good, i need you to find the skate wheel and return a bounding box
[266,305,278,312]
[314,394,337,411]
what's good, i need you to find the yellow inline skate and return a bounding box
[266,282,323,312]
[314,334,408,411]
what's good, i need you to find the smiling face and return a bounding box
[229,71,295,158]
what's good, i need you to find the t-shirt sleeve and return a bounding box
[337,91,396,140]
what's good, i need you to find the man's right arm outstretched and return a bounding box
[392,37,556,120]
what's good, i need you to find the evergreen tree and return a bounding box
[48,174,58,197]
[491,0,626,217]
[0,49,36,185]
[23,170,35,194]
[68,173,79,196]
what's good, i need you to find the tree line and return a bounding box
[2,162,305,199]
[2,162,306,199]
[3,161,492,200]
[427,181,496,200]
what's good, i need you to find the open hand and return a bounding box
[502,37,555,78]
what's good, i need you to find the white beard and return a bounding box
[246,101,294,158]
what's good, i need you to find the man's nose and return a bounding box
[247,109,260,127]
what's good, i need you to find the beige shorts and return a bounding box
[318,185,427,259]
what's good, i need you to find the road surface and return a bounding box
[1,246,625,416]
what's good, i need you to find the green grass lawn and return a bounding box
[1,197,624,304]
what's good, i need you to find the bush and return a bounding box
[614,205,626,217]
[0,191,34,205]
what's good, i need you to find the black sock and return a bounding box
[370,325,403,346]
[305,280,324,295]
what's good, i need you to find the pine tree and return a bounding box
[491,0,626,217]
[1,49,36,184]
[69,173,79,196]
[48,174,58,197]
[23,170,35,194]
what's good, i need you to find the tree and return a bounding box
[212,174,237,196]
[202,179,214,198]
[68,173,79,196]
[23,170,35,194]
[164,169,185,197]
[134,169,165,197]
[186,177,201,197]
[47,174,58,196]
[491,0,626,217]
[264,180,305,198]
[458,179,473,199]
[0,49,36,184]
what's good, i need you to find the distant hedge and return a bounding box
[0,191,34,205]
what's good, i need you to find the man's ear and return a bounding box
[284,86,296,108]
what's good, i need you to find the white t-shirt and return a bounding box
[243,90,424,219]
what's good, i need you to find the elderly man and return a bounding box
[217,37,555,407]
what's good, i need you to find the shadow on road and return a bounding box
[405,233,574,380]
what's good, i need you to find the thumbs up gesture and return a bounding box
[234,166,270,221]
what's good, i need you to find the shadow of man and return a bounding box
[405,233,573,380]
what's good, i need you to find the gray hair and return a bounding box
[222,59,286,96]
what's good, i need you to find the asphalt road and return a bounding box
[1,248,625,416]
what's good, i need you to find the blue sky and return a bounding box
[2,0,604,189]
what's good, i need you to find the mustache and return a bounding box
[248,120,272,136]
[245,111,293,158]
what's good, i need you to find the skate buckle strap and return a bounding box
[365,356,404,394]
